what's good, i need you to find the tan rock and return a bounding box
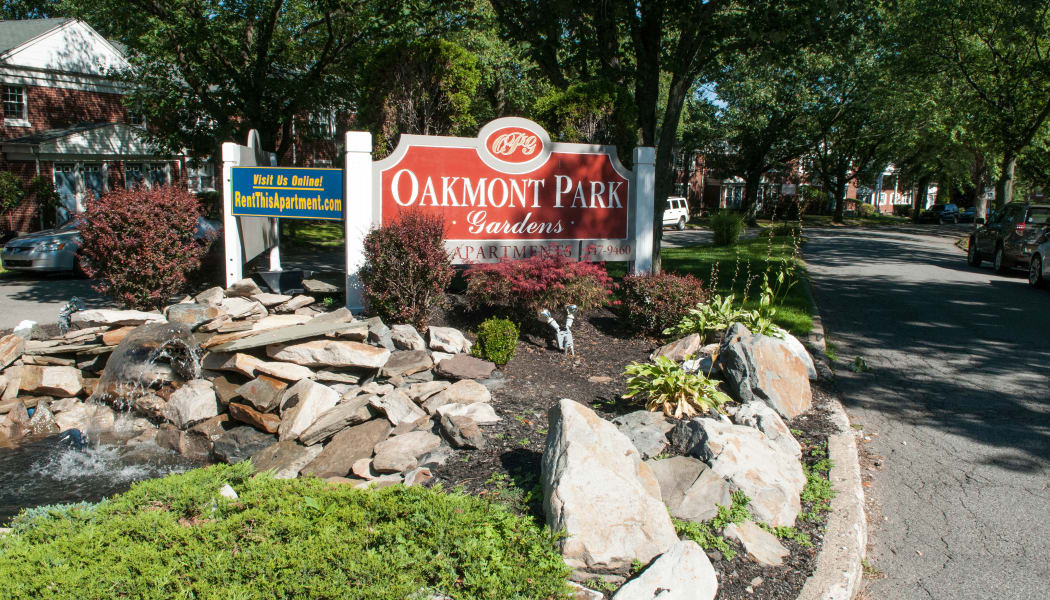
[300,418,391,478]
[717,324,812,419]
[19,365,83,398]
[251,314,312,332]
[228,402,281,434]
[70,309,164,327]
[254,361,314,381]
[724,521,789,567]
[0,334,26,369]
[650,333,703,362]
[277,379,339,441]
[266,339,390,369]
[102,326,137,346]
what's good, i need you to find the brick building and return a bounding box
[0,18,184,234]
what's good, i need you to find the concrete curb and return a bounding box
[796,264,868,600]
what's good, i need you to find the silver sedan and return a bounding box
[1,221,81,272]
[1030,228,1050,289]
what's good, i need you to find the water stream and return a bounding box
[0,322,208,525]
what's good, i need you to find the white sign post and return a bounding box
[344,131,373,312]
[220,130,279,287]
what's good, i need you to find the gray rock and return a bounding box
[421,391,451,414]
[267,339,390,369]
[668,418,708,459]
[612,410,674,460]
[677,469,732,522]
[435,354,495,380]
[724,521,789,567]
[165,303,224,329]
[406,381,449,403]
[695,418,805,527]
[417,444,454,468]
[302,279,339,294]
[310,307,354,325]
[219,297,267,320]
[439,413,485,449]
[390,324,426,351]
[70,309,164,327]
[298,396,376,446]
[212,426,276,464]
[382,350,433,378]
[300,418,391,478]
[369,390,427,426]
[195,286,226,306]
[156,426,212,461]
[165,380,218,429]
[541,399,678,571]
[234,375,289,413]
[443,379,491,405]
[428,326,472,354]
[252,292,293,307]
[275,295,315,313]
[226,278,263,297]
[253,361,314,381]
[429,351,454,364]
[734,401,802,459]
[277,379,339,441]
[777,328,817,380]
[372,431,442,473]
[650,333,703,362]
[403,466,434,487]
[717,324,812,419]
[250,440,323,479]
[360,382,394,396]
[26,400,60,436]
[646,455,706,509]
[435,402,500,424]
[611,540,718,600]
[365,317,396,350]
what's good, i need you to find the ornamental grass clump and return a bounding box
[624,356,732,419]
[472,317,520,365]
[78,184,212,310]
[0,463,573,600]
[360,210,454,332]
[463,255,613,318]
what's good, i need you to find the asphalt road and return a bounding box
[0,272,112,332]
[804,225,1050,599]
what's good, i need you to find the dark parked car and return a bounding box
[958,207,975,223]
[967,202,1050,273]
[918,203,960,224]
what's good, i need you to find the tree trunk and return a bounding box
[742,166,763,220]
[650,73,693,273]
[994,152,1016,208]
[832,176,847,223]
[912,173,931,222]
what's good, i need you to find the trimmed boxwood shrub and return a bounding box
[360,210,454,332]
[463,255,613,318]
[78,184,211,309]
[0,463,572,600]
[617,272,707,336]
[710,211,744,246]
[472,317,520,365]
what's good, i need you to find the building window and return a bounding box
[125,163,146,188]
[3,85,28,125]
[149,163,169,187]
[187,160,215,193]
[308,109,337,139]
[129,112,146,128]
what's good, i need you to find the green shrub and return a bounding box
[710,211,744,246]
[624,356,732,419]
[858,203,875,216]
[617,273,707,337]
[0,463,572,600]
[360,210,454,332]
[0,171,25,211]
[26,176,61,227]
[472,317,520,365]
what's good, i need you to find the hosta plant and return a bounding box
[624,356,733,419]
[663,294,752,340]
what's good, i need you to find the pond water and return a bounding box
[0,433,201,525]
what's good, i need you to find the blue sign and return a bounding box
[231,167,343,220]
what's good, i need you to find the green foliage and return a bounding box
[858,203,876,216]
[711,211,745,246]
[0,463,573,600]
[362,38,483,157]
[533,81,635,148]
[672,490,753,560]
[800,454,835,522]
[0,171,25,211]
[664,294,764,341]
[623,356,732,419]
[616,272,708,337]
[760,524,813,548]
[471,317,520,365]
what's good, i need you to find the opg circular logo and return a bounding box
[486,126,542,163]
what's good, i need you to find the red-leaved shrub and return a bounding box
[618,273,707,336]
[463,255,613,317]
[78,185,210,309]
[359,210,454,332]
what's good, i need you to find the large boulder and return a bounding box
[777,328,817,380]
[610,540,718,600]
[541,399,678,571]
[734,401,802,459]
[717,323,812,419]
[19,366,83,398]
[390,324,426,351]
[693,417,805,527]
[266,339,390,369]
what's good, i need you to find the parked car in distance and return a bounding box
[1,217,222,274]
[918,203,960,224]
[1029,227,1050,289]
[958,207,975,223]
[967,201,1050,273]
[662,196,690,230]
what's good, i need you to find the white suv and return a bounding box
[663,196,690,230]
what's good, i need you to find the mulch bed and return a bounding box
[429,303,839,599]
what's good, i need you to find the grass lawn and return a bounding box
[280,220,344,247]
[659,235,814,336]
